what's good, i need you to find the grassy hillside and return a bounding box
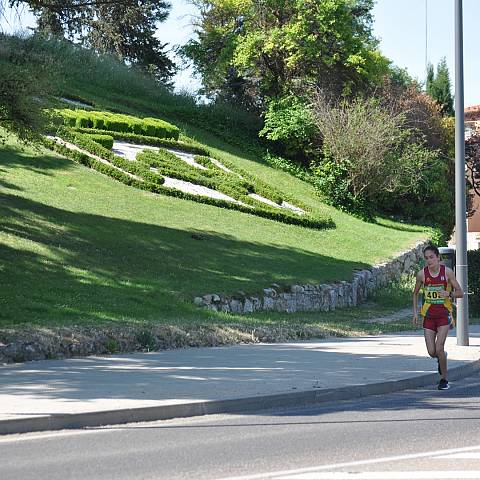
[0,129,431,328]
[0,35,434,330]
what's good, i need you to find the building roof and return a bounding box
[465,105,480,121]
[465,105,480,112]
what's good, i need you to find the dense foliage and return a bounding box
[183,0,390,109]
[466,133,480,198]
[309,88,454,230]
[0,33,60,139]
[6,0,176,83]
[467,248,480,314]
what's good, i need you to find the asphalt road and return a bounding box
[2,374,480,480]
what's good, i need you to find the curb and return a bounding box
[1,359,479,436]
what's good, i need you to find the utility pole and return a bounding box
[425,0,428,75]
[454,0,469,345]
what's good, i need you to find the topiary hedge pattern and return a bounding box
[56,109,180,140]
[48,123,334,230]
[72,127,209,155]
[83,133,114,150]
[56,127,164,185]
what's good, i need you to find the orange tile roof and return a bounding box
[465,105,480,112]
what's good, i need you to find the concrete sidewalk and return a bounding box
[1,327,480,435]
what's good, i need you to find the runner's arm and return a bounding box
[446,267,464,299]
[412,271,423,326]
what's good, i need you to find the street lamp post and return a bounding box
[454,0,469,345]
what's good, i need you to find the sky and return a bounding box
[1,0,480,107]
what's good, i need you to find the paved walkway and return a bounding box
[1,327,480,435]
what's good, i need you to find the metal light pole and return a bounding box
[454,0,469,345]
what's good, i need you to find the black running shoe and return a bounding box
[438,378,450,390]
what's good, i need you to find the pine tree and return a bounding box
[6,0,176,84]
[426,62,435,97]
[425,58,454,117]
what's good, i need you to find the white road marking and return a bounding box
[275,472,480,479]
[435,452,480,459]
[0,428,103,444]
[216,444,480,480]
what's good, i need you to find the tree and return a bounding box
[182,0,390,109]
[5,0,176,83]
[309,91,455,230]
[466,133,480,198]
[0,33,61,140]
[84,1,175,83]
[426,58,454,117]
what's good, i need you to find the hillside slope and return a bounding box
[0,119,431,328]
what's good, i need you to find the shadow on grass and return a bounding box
[0,178,23,191]
[0,191,368,326]
[375,216,429,234]
[0,143,74,177]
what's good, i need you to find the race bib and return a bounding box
[424,285,445,304]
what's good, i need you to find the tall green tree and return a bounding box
[182,0,390,109]
[5,0,176,83]
[426,57,454,117]
[84,1,175,83]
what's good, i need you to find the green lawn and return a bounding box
[0,129,432,329]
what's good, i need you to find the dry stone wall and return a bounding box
[194,240,429,314]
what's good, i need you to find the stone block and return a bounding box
[202,294,214,304]
[194,297,205,306]
[243,298,254,313]
[229,299,243,313]
[263,288,277,297]
[291,284,305,294]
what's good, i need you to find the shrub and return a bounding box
[56,127,164,185]
[50,123,333,230]
[44,137,148,190]
[375,142,455,233]
[312,157,373,220]
[48,135,333,230]
[57,109,180,140]
[193,155,215,169]
[311,94,407,208]
[75,115,92,128]
[263,152,314,184]
[310,92,454,230]
[0,33,63,140]
[136,331,157,351]
[467,249,480,314]
[260,95,321,165]
[72,128,209,155]
[103,118,129,133]
[84,133,114,150]
[105,339,120,354]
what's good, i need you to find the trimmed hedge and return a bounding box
[44,138,155,192]
[72,128,208,155]
[56,127,164,185]
[48,126,334,230]
[194,155,217,169]
[70,127,299,207]
[83,133,114,150]
[56,109,180,140]
[138,149,267,202]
